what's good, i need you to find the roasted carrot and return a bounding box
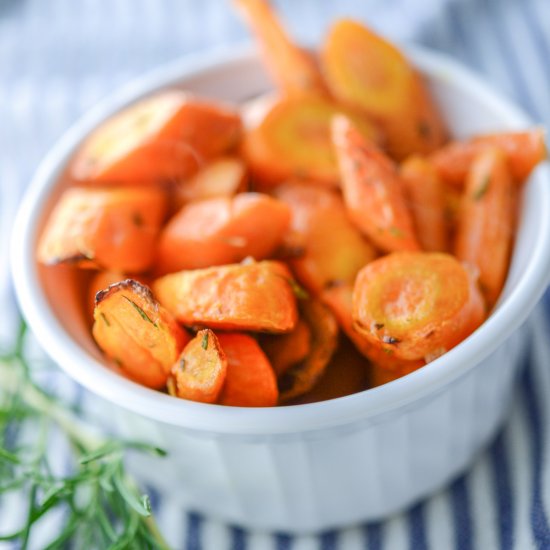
[278,298,339,402]
[352,252,485,362]
[400,155,449,252]
[454,147,515,308]
[156,193,290,273]
[168,329,227,403]
[217,333,278,407]
[175,156,248,208]
[87,271,149,320]
[71,90,242,185]
[322,19,447,159]
[233,0,328,96]
[273,182,377,293]
[242,95,380,188]
[92,279,190,389]
[332,115,420,252]
[287,337,370,404]
[153,260,298,332]
[37,187,166,272]
[370,361,420,387]
[321,282,424,373]
[431,129,547,188]
[260,318,312,375]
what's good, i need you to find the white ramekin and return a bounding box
[11,46,550,532]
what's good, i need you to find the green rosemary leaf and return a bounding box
[122,296,157,327]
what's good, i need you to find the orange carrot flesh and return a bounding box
[242,95,380,188]
[153,260,298,332]
[233,0,328,96]
[278,298,339,402]
[92,279,190,389]
[156,192,290,273]
[287,337,370,404]
[260,318,312,375]
[431,129,547,188]
[332,115,420,252]
[454,147,515,308]
[168,329,227,403]
[400,155,449,252]
[322,20,447,159]
[37,187,166,272]
[273,182,377,293]
[321,283,424,372]
[71,90,242,186]
[217,332,278,407]
[175,156,248,208]
[352,252,485,362]
[370,361,420,387]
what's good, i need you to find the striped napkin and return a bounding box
[1,0,550,548]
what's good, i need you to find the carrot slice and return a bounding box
[370,361,420,387]
[454,147,515,308]
[321,283,424,372]
[322,19,447,159]
[175,156,248,208]
[332,115,420,252]
[278,298,339,402]
[352,252,485,362]
[168,329,227,403]
[92,279,190,389]
[288,337,370,404]
[242,95,380,188]
[431,129,547,188]
[153,260,298,332]
[71,90,242,185]
[217,333,278,407]
[37,187,166,272]
[156,193,290,273]
[233,0,328,96]
[260,318,312,375]
[400,155,449,252]
[273,182,377,293]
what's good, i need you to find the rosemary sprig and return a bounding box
[0,321,170,549]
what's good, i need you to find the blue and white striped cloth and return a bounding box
[2,0,550,548]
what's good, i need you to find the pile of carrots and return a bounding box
[37,0,546,406]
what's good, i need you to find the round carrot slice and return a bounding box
[352,252,485,361]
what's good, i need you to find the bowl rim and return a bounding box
[11,44,550,435]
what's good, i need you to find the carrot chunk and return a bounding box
[322,283,424,373]
[400,155,449,252]
[217,333,278,407]
[278,298,339,402]
[156,193,290,273]
[322,19,447,159]
[273,182,377,294]
[352,252,485,362]
[431,129,547,188]
[175,156,248,208]
[288,338,370,404]
[153,260,298,332]
[233,0,328,96]
[260,318,312,375]
[370,361,420,387]
[332,115,420,252]
[242,95,380,188]
[454,147,515,308]
[37,187,166,272]
[70,90,242,185]
[168,329,227,403]
[92,279,190,389]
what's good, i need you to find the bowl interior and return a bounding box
[14,47,550,435]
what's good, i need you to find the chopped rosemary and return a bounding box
[179,357,186,371]
[474,175,491,201]
[201,332,209,350]
[122,296,157,327]
[0,321,170,549]
[388,226,404,238]
[132,212,144,227]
